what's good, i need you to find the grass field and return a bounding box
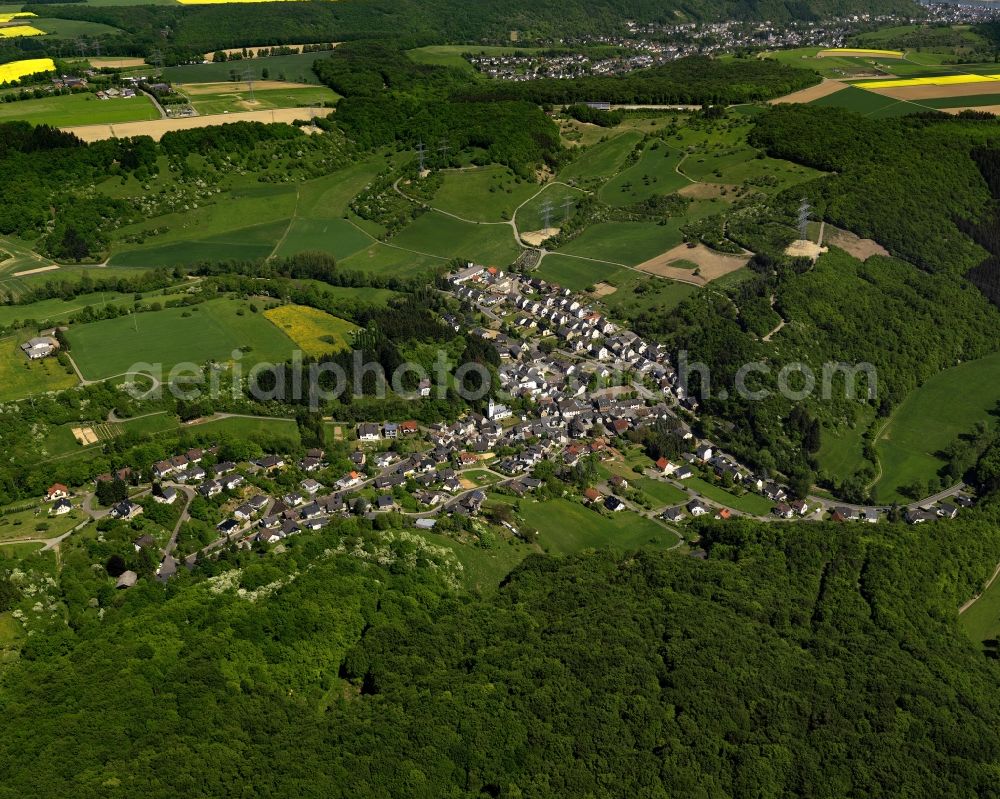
[599,143,691,205]
[0,505,85,542]
[960,573,1000,647]
[389,212,520,266]
[0,92,158,126]
[599,270,699,317]
[518,497,677,554]
[919,92,1000,108]
[414,527,533,593]
[263,304,357,356]
[0,337,77,402]
[557,220,685,266]
[685,477,775,516]
[873,351,1000,502]
[817,404,876,482]
[559,131,644,182]
[164,53,325,85]
[180,83,338,115]
[0,289,190,329]
[515,183,587,235]
[632,477,689,507]
[187,415,300,443]
[272,217,372,260]
[110,219,289,267]
[65,298,296,380]
[430,166,538,222]
[809,86,916,116]
[534,253,631,290]
[339,242,446,277]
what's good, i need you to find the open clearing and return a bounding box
[824,226,889,260]
[65,298,296,380]
[960,568,1000,647]
[263,304,357,357]
[873,350,1000,502]
[430,166,538,223]
[558,220,686,266]
[598,143,690,205]
[634,243,749,285]
[518,498,676,554]
[62,107,332,142]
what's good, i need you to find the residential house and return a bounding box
[686,499,709,517]
[358,423,381,442]
[46,483,69,501]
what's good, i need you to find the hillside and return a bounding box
[0,510,999,796]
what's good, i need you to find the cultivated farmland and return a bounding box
[0,58,54,85]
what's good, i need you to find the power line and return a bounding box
[560,196,574,221]
[416,140,426,171]
[797,197,811,241]
[540,199,554,230]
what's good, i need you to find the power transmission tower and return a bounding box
[797,197,811,241]
[242,68,255,102]
[416,140,426,171]
[561,196,574,221]
[76,38,87,58]
[93,40,101,57]
[540,199,554,231]
[438,138,450,165]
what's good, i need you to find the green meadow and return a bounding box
[599,143,691,205]
[430,166,538,222]
[873,351,1000,502]
[65,298,296,379]
[557,220,685,266]
[0,337,77,402]
[517,498,677,554]
[0,93,158,127]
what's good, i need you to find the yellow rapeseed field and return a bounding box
[0,12,36,23]
[0,25,45,38]
[817,48,904,58]
[264,304,358,357]
[0,58,56,85]
[862,73,1000,89]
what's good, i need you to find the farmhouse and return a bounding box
[21,336,59,360]
[46,483,69,501]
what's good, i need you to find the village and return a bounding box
[24,262,976,593]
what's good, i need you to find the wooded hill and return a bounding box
[13,0,920,64]
[1,503,999,796]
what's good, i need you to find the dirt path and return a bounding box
[762,295,786,342]
[268,186,301,260]
[959,559,1000,615]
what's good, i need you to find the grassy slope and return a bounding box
[518,497,676,554]
[873,352,1000,502]
[65,298,296,379]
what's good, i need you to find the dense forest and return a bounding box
[1,503,999,796]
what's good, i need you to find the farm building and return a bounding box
[20,336,59,360]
